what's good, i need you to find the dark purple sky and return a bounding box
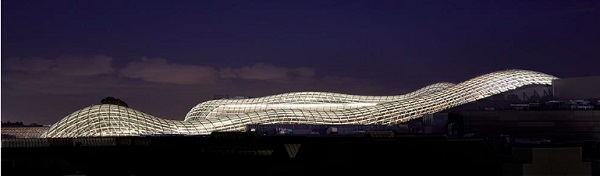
[2,0,599,124]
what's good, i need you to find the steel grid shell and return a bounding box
[184,82,455,121]
[41,69,557,138]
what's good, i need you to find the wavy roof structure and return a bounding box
[41,69,557,138]
[184,82,455,121]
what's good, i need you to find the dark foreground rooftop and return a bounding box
[2,133,503,176]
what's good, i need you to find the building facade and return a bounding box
[41,69,556,138]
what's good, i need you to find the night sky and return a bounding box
[2,0,599,124]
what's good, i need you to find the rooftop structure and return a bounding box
[41,69,556,138]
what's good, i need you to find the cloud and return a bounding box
[120,57,218,85]
[219,63,315,81]
[2,55,384,96]
[2,55,390,125]
[1,73,118,95]
[2,55,381,96]
[120,59,316,84]
[3,55,114,76]
[2,55,142,95]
